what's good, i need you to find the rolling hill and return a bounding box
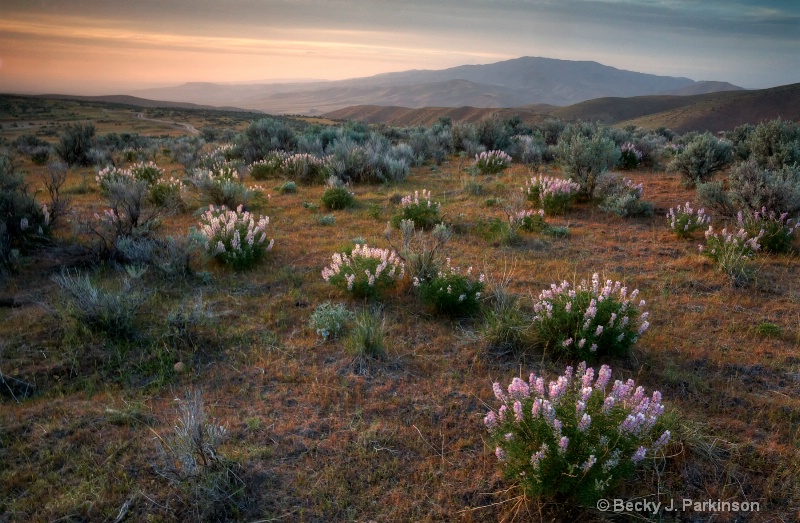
[323,83,800,133]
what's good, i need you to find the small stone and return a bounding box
[174,362,185,373]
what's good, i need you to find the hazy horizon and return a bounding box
[1,0,798,96]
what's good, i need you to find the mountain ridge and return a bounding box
[128,56,740,114]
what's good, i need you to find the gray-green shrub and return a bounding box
[668,132,733,186]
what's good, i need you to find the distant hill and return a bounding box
[33,94,252,112]
[324,104,558,127]
[324,83,800,133]
[659,81,743,96]
[128,56,739,114]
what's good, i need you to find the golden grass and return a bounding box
[1,150,799,521]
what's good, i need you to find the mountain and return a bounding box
[128,56,738,114]
[322,83,800,133]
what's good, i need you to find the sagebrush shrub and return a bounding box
[524,175,580,214]
[154,390,243,520]
[309,302,354,340]
[745,118,800,169]
[556,133,620,199]
[724,160,800,217]
[52,270,146,338]
[531,274,649,359]
[194,205,274,270]
[391,189,441,229]
[596,174,654,218]
[666,202,711,239]
[415,259,484,317]
[474,150,512,175]
[55,123,95,167]
[699,225,762,284]
[668,133,732,187]
[486,363,671,506]
[321,243,405,299]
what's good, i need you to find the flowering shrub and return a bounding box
[666,202,711,239]
[509,209,547,233]
[190,166,253,209]
[738,208,799,253]
[531,274,649,359]
[249,152,287,180]
[321,244,405,299]
[281,153,327,184]
[391,189,442,229]
[486,363,671,506]
[414,258,484,317]
[700,225,763,283]
[97,161,165,188]
[618,142,643,170]
[474,150,512,175]
[309,302,354,340]
[525,175,580,214]
[195,205,273,270]
[148,176,185,209]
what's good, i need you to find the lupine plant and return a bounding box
[509,209,547,233]
[194,205,274,270]
[666,202,711,239]
[414,258,484,317]
[249,151,288,180]
[737,208,799,253]
[618,142,644,170]
[281,153,327,184]
[190,165,254,209]
[699,225,763,283]
[474,150,512,175]
[391,189,442,229]
[321,243,405,299]
[524,175,581,214]
[485,363,671,507]
[531,274,649,359]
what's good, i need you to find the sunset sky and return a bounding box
[1,0,798,95]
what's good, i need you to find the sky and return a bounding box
[0,0,798,95]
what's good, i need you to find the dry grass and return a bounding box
[1,135,799,522]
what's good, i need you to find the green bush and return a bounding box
[530,274,649,359]
[193,205,274,270]
[737,209,798,254]
[416,261,484,317]
[321,243,405,299]
[345,307,387,360]
[486,363,672,507]
[321,185,355,210]
[391,189,441,229]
